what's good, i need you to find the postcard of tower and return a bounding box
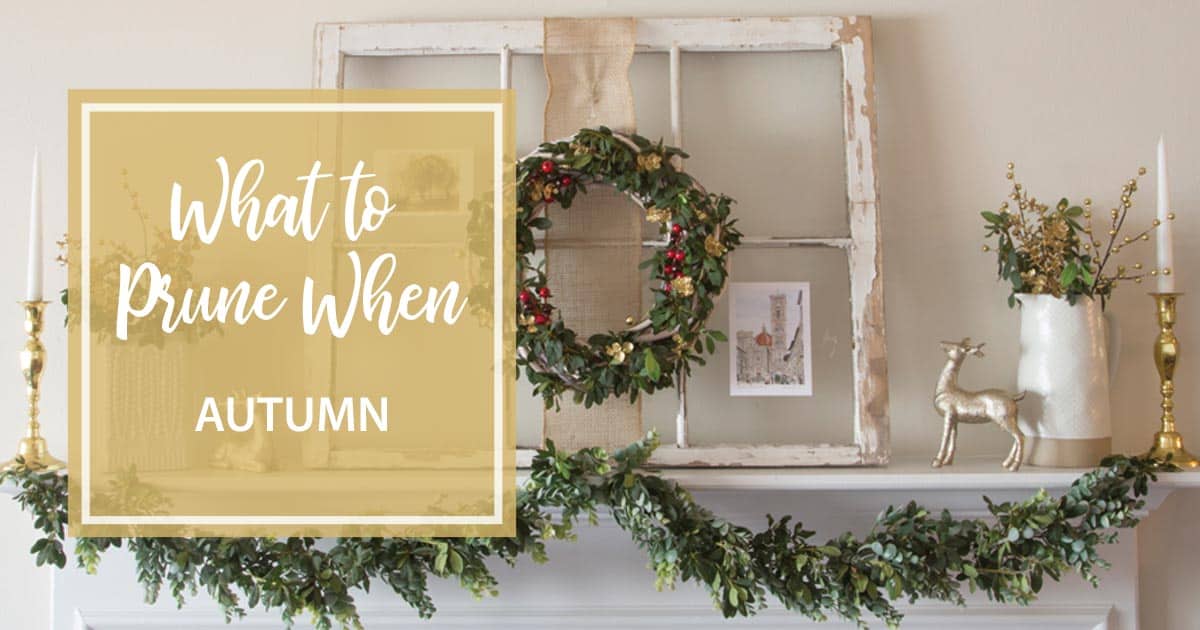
[729,282,813,397]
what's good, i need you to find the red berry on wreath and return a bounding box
[670,223,683,235]
[540,160,555,174]
[560,175,572,187]
[673,270,684,279]
[662,281,672,293]
[519,289,532,303]
[534,313,550,325]
[537,286,551,298]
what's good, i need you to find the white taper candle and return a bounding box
[1156,136,1176,293]
[26,148,43,302]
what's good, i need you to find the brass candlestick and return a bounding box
[1143,292,1200,468]
[1,301,65,473]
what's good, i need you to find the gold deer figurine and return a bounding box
[933,338,1025,472]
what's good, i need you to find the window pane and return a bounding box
[642,246,856,447]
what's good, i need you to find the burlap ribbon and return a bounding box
[541,18,643,451]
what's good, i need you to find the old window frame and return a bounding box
[309,16,889,467]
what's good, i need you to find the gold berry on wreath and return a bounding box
[516,127,740,408]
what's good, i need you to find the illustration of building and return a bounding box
[736,327,773,383]
[735,289,805,385]
[770,294,787,352]
[782,289,806,385]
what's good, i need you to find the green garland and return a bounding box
[2,434,1168,630]
[517,127,741,409]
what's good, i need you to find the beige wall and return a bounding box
[1,1,1197,628]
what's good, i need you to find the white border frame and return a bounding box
[79,100,507,526]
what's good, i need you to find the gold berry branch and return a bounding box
[981,161,1173,309]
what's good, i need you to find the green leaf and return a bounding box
[642,349,661,381]
[1060,264,1078,288]
[1011,272,1025,291]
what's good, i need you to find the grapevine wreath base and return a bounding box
[3,433,1169,630]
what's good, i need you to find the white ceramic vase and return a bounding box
[102,342,190,472]
[1016,294,1112,467]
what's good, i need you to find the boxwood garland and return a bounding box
[2,434,1168,630]
[517,127,741,408]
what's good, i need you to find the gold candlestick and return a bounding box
[1,301,64,473]
[1143,292,1199,468]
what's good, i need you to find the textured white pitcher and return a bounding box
[1016,294,1112,467]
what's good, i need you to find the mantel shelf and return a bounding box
[639,455,1200,492]
[5,455,1200,498]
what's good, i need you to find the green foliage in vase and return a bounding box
[982,162,1162,309]
[1,434,1170,629]
[57,170,221,344]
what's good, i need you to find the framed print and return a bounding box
[730,282,813,397]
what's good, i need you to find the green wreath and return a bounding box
[516,127,741,408]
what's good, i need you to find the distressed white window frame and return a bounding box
[310,16,889,467]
